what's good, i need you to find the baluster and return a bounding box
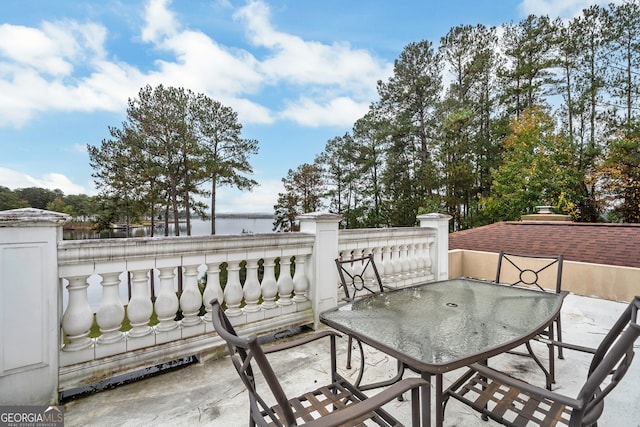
[224,261,243,316]
[127,269,153,337]
[203,262,223,322]
[261,257,278,309]
[415,242,426,275]
[180,264,202,326]
[339,250,353,286]
[61,275,94,351]
[400,244,411,281]
[277,257,294,306]
[155,267,179,331]
[292,255,309,303]
[424,238,434,274]
[351,249,364,278]
[391,245,402,284]
[96,272,125,344]
[408,244,418,278]
[382,246,394,284]
[243,259,261,312]
[362,248,375,285]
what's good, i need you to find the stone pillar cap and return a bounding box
[0,208,70,226]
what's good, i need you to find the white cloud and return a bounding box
[0,0,391,129]
[150,30,263,98]
[518,0,623,19]
[0,19,132,127]
[215,179,282,213]
[280,96,369,127]
[235,1,390,93]
[0,167,86,195]
[141,0,179,43]
[71,144,88,154]
[0,24,74,76]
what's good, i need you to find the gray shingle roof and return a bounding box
[449,221,640,268]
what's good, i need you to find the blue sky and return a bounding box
[0,0,614,213]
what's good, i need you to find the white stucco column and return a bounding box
[0,208,70,404]
[417,213,452,281]
[298,212,342,327]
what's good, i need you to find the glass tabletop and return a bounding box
[320,278,565,373]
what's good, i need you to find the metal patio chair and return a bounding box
[335,254,412,393]
[210,298,427,427]
[335,254,385,369]
[443,295,640,426]
[496,250,565,389]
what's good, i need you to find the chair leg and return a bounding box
[347,335,353,369]
[397,360,405,401]
[524,341,553,390]
[556,317,564,359]
[548,324,556,386]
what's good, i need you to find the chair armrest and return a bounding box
[302,377,428,427]
[469,363,584,410]
[263,330,342,354]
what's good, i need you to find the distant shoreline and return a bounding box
[215,213,274,219]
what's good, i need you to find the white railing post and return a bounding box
[127,269,153,340]
[276,256,294,306]
[62,275,94,351]
[180,264,204,335]
[243,259,261,312]
[224,261,243,316]
[417,213,452,281]
[298,212,342,327]
[292,254,309,302]
[0,208,69,404]
[96,271,126,344]
[260,257,278,309]
[202,261,223,323]
[155,267,179,333]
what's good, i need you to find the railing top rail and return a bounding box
[58,232,316,267]
[338,227,436,248]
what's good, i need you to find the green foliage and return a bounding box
[88,84,258,235]
[0,186,29,210]
[299,2,640,226]
[273,162,324,231]
[482,106,584,221]
[16,187,61,209]
[597,121,640,222]
[0,186,100,219]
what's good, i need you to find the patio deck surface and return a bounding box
[63,293,640,427]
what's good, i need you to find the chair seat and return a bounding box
[264,378,403,426]
[210,298,426,427]
[448,371,572,426]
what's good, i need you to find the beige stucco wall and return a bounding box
[449,249,640,303]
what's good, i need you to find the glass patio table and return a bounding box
[320,277,567,427]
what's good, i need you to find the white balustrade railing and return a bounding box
[56,233,316,391]
[0,208,450,403]
[337,228,436,291]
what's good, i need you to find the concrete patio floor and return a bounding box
[63,293,640,426]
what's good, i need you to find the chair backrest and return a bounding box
[574,296,640,425]
[335,253,384,301]
[210,298,297,426]
[495,250,563,293]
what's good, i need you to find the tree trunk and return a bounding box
[210,176,217,235]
